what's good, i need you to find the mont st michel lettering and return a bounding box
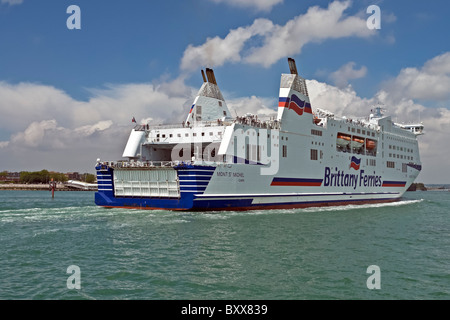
[323,167,382,189]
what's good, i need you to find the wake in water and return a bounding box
[298,198,424,213]
[195,198,425,218]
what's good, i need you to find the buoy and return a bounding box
[50,178,56,198]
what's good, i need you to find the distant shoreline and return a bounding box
[0,183,94,191]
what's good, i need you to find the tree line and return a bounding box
[1,170,96,184]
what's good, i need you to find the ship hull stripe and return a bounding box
[271,177,323,187]
[95,195,400,211]
[382,180,406,187]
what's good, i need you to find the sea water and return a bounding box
[0,190,448,300]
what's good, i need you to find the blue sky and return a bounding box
[1,0,449,183]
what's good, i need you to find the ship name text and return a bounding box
[323,167,382,189]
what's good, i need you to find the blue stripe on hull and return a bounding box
[94,194,400,211]
[94,192,194,210]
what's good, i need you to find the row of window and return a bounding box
[389,145,414,153]
[156,132,222,138]
[348,126,376,137]
[386,134,415,145]
[389,153,414,161]
[310,149,323,160]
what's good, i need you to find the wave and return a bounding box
[190,198,425,219]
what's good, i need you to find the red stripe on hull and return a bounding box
[270,182,322,186]
[99,198,400,211]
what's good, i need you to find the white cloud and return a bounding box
[181,1,374,72]
[207,0,283,12]
[383,52,450,102]
[227,95,277,118]
[245,0,374,67]
[0,77,198,172]
[0,82,77,132]
[329,61,367,88]
[1,0,23,5]
[180,19,274,71]
[0,77,195,133]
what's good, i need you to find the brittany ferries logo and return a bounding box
[350,156,361,170]
[278,94,312,116]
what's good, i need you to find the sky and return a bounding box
[0,0,449,183]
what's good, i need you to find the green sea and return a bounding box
[0,190,448,301]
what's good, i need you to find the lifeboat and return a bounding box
[313,114,321,124]
[366,139,376,150]
[336,133,351,148]
[351,136,364,149]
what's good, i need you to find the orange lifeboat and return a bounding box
[351,136,364,149]
[366,139,376,150]
[313,114,321,124]
[336,133,351,148]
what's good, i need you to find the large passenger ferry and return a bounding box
[95,58,423,210]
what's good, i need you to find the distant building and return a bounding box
[0,172,20,182]
[65,172,82,181]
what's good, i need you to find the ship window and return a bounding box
[218,101,222,107]
[223,111,227,116]
[177,133,181,137]
[196,106,202,114]
[387,161,395,168]
[310,149,318,161]
[193,133,197,136]
[209,132,213,136]
[162,134,166,138]
[402,163,408,173]
[185,133,189,137]
[201,132,205,136]
[282,145,287,158]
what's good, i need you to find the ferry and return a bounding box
[95,58,423,210]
